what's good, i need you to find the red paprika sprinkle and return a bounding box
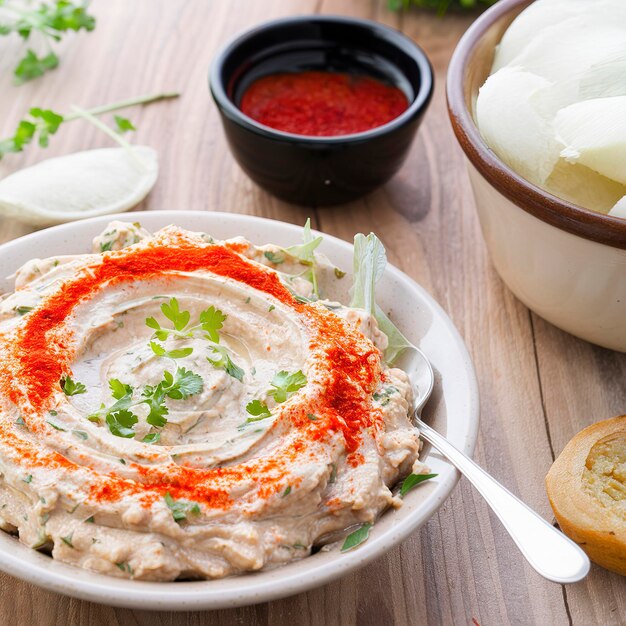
[240,71,409,137]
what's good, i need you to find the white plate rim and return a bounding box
[0,211,479,610]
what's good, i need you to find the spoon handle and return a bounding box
[416,418,590,583]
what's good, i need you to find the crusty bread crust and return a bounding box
[546,415,626,576]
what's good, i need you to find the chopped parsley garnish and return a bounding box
[268,304,275,312]
[207,345,244,382]
[85,516,95,523]
[15,305,33,315]
[99,240,113,252]
[142,432,161,444]
[334,267,346,279]
[307,413,318,421]
[329,463,337,484]
[245,399,272,421]
[72,430,88,440]
[149,341,193,359]
[90,368,203,437]
[282,485,291,497]
[264,250,284,264]
[105,409,137,438]
[268,370,307,403]
[341,523,372,552]
[15,416,25,426]
[199,305,226,342]
[115,561,133,575]
[49,409,58,416]
[373,385,399,406]
[23,474,33,483]
[164,492,201,523]
[60,375,86,396]
[61,532,74,548]
[114,115,136,134]
[46,420,66,431]
[146,298,226,342]
[399,473,438,497]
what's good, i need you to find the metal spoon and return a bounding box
[401,346,590,584]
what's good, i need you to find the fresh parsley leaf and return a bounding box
[268,370,307,403]
[105,409,138,438]
[207,345,244,382]
[114,115,136,133]
[341,523,372,552]
[166,367,204,400]
[399,473,438,497]
[199,305,226,343]
[14,50,59,84]
[142,432,161,444]
[141,384,169,428]
[164,492,201,523]
[245,399,272,421]
[109,378,133,400]
[60,375,86,396]
[149,341,193,359]
[264,250,284,264]
[161,297,190,332]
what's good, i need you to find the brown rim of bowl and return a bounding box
[446,0,626,250]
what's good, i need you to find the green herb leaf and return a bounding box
[60,375,86,396]
[109,378,133,400]
[399,473,438,497]
[282,485,291,497]
[207,345,244,382]
[264,250,284,264]
[14,50,59,84]
[61,532,74,548]
[268,370,307,403]
[99,240,113,252]
[284,218,323,297]
[149,341,193,359]
[199,305,226,343]
[245,399,272,421]
[113,115,136,133]
[164,492,201,523]
[15,305,33,315]
[142,432,161,444]
[341,523,372,552]
[160,297,190,332]
[72,430,88,440]
[105,409,138,438]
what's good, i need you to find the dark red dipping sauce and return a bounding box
[240,71,409,137]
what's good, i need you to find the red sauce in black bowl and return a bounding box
[240,70,409,137]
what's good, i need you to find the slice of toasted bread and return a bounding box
[546,415,626,575]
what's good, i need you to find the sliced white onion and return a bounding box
[609,196,626,219]
[476,67,560,186]
[0,146,158,226]
[555,97,626,186]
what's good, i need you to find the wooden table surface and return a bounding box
[0,1,625,624]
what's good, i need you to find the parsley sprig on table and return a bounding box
[0,0,96,84]
[88,369,203,439]
[146,297,244,382]
[0,91,179,159]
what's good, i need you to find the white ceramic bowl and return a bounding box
[0,211,478,610]
[447,0,626,353]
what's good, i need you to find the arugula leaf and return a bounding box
[164,492,201,523]
[207,345,244,382]
[114,115,136,134]
[245,399,272,421]
[341,523,372,552]
[149,341,193,359]
[349,233,411,364]
[105,409,138,438]
[399,473,438,497]
[268,370,307,403]
[60,375,86,396]
[199,305,226,343]
[284,218,323,297]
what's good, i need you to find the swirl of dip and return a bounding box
[0,223,423,580]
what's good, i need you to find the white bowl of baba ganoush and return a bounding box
[0,211,478,610]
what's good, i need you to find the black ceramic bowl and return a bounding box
[209,15,434,206]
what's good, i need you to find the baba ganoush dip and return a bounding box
[0,221,428,581]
